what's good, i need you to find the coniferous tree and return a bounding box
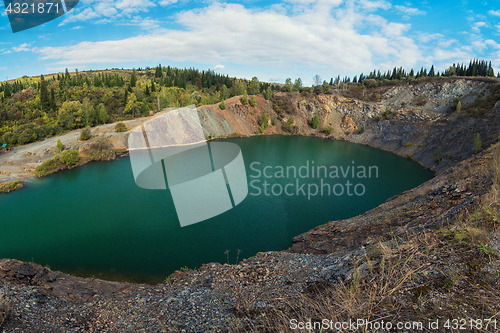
[39,75,51,112]
[130,69,137,88]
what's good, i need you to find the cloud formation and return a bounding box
[37,0,423,75]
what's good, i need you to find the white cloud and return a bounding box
[0,67,6,70]
[488,10,500,17]
[159,0,178,5]
[213,65,225,71]
[13,43,31,52]
[472,21,487,33]
[394,5,426,18]
[71,26,83,30]
[37,1,423,75]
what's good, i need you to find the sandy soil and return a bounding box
[0,117,148,184]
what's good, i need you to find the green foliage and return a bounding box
[80,128,91,141]
[130,69,137,87]
[474,133,482,153]
[258,112,269,129]
[250,95,257,107]
[310,114,320,129]
[272,117,277,126]
[405,141,412,147]
[219,100,226,110]
[264,87,272,100]
[0,180,23,193]
[35,150,80,176]
[433,146,443,164]
[59,150,80,166]
[456,100,462,112]
[359,125,365,134]
[57,139,63,153]
[241,93,248,105]
[97,103,109,124]
[375,115,382,121]
[283,117,295,132]
[115,122,128,133]
[322,126,333,136]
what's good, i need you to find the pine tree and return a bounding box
[65,68,70,80]
[429,65,435,77]
[39,75,51,112]
[130,69,137,88]
[219,100,226,110]
[57,139,63,153]
[155,64,163,78]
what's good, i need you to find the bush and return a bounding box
[241,94,248,105]
[283,117,295,132]
[322,126,333,136]
[359,126,365,134]
[375,115,382,121]
[57,138,63,152]
[115,122,127,132]
[80,128,91,141]
[0,180,23,193]
[272,117,277,126]
[406,141,412,147]
[259,112,269,129]
[220,100,226,110]
[433,146,443,164]
[310,114,320,129]
[59,150,80,166]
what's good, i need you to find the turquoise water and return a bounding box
[0,136,434,284]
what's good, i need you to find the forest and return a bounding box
[0,60,498,147]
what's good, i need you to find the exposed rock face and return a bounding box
[340,115,359,131]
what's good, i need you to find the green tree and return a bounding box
[264,87,272,100]
[248,77,260,95]
[250,95,257,107]
[241,93,248,105]
[97,103,109,124]
[58,101,82,129]
[220,100,226,110]
[456,101,462,112]
[124,93,141,117]
[130,69,137,88]
[259,111,269,129]
[39,75,51,112]
[294,78,303,91]
[80,128,91,141]
[284,78,293,92]
[57,139,63,153]
[474,133,482,153]
[310,114,320,129]
[433,146,442,164]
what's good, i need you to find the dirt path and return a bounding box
[0,117,148,184]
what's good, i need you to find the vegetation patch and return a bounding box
[114,122,127,133]
[0,180,23,193]
[35,150,81,177]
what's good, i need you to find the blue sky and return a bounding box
[0,0,499,85]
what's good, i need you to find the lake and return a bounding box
[0,136,434,284]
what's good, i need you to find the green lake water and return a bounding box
[0,136,434,284]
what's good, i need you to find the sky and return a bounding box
[0,0,499,85]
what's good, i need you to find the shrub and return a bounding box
[415,96,427,106]
[250,95,257,107]
[405,141,412,147]
[115,122,127,132]
[474,133,482,153]
[359,126,365,134]
[456,101,462,112]
[220,100,226,110]
[310,114,320,129]
[322,126,333,136]
[283,117,295,132]
[241,94,248,105]
[433,146,443,164]
[264,87,272,100]
[59,150,80,166]
[57,138,63,152]
[0,180,23,193]
[375,115,382,121]
[272,117,277,126]
[259,112,269,130]
[80,128,91,141]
